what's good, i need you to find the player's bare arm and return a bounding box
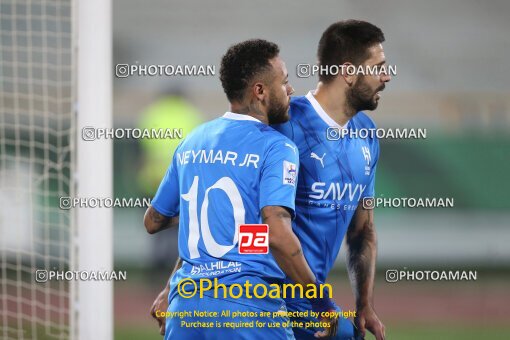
[262,205,339,338]
[262,206,316,284]
[346,204,385,340]
[143,206,179,234]
[150,257,183,335]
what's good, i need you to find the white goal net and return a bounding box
[1,0,83,339]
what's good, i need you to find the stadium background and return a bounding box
[1,0,509,339]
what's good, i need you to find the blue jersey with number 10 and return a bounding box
[151,112,299,307]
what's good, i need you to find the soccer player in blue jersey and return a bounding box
[144,39,339,340]
[272,20,391,340]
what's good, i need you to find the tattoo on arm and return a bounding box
[261,207,292,221]
[347,227,371,281]
[149,207,170,225]
[347,209,377,305]
[290,248,302,257]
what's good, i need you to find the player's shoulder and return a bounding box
[184,115,245,140]
[261,124,297,147]
[173,117,222,152]
[176,118,210,141]
[352,111,377,129]
[256,125,298,160]
[352,111,380,150]
[289,95,312,119]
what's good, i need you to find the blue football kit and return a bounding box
[273,91,379,340]
[151,112,300,340]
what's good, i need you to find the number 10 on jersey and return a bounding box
[181,175,269,258]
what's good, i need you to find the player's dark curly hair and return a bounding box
[220,39,280,102]
[318,20,385,83]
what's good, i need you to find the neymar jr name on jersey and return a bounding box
[176,149,260,168]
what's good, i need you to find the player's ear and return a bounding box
[252,82,266,102]
[341,62,356,86]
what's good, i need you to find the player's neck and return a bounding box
[314,83,355,126]
[229,103,268,125]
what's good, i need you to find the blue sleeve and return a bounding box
[362,138,379,198]
[151,154,180,217]
[259,137,299,218]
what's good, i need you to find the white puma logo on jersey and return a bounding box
[284,143,297,154]
[310,152,326,168]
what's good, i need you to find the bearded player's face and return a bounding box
[266,57,294,124]
[347,43,391,112]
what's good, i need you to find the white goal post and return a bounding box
[76,0,112,339]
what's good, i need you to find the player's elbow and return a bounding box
[262,206,293,251]
[268,221,293,252]
[347,220,376,247]
[143,207,160,234]
[145,225,158,235]
[144,217,157,234]
[268,231,286,251]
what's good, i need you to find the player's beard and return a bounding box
[346,76,385,112]
[267,91,290,125]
